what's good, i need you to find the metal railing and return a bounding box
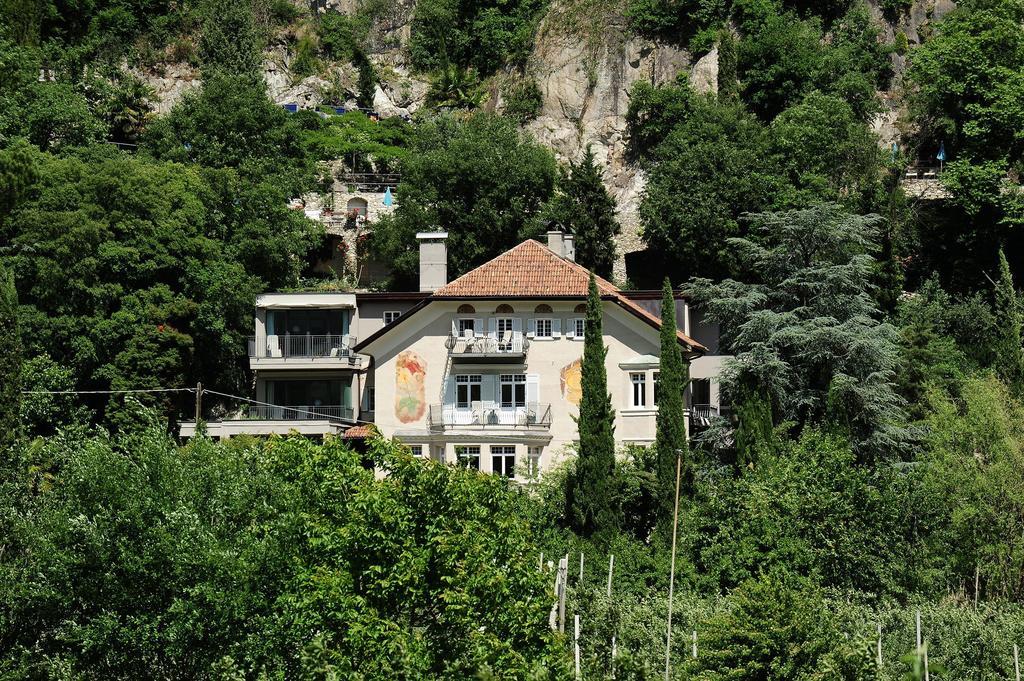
[904,165,942,180]
[428,403,552,429]
[445,333,529,356]
[337,173,401,191]
[248,334,356,359]
[689,404,719,424]
[241,404,353,421]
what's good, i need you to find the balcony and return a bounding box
[178,404,354,439]
[241,404,354,421]
[689,404,719,427]
[445,332,529,363]
[428,403,552,431]
[248,334,359,369]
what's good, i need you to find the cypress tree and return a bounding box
[0,264,22,448]
[567,273,619,535]
[544,147,620,279]
[994,248,1024,394]
[654,278,689,515]
[733,388,773,468]
[717,27,739,102]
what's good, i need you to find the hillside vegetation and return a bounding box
[3,0,1024,677]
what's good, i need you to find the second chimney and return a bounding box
[546,230,564,257]
[417,231,448,292]
[563,233,575,262]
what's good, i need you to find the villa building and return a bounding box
[181,232,730,479]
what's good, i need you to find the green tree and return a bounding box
[408,0,545,74]
[994,248,1024,394]
[692,430,910,593]
[654,278,689,514]
[198,0,263,82]
[6,82,107,152]
[688,204,909,459]
[906,0,1024,167]
[567,273,619,535]
[768,91,882,206]
[4,151,317,422]
[0,428,570,677]
[0,263,21,448]
[0,142,37,225]
[717,25,739,102]
[19,353,89,437]
[731,386,774,467]
[543,147,620,279]
[144,73,313,191]
[915,375,1024,600]
[371,113,557,287]
[638,93,779,280]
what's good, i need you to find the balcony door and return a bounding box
[498,374,538,425]
[266,379,351,419]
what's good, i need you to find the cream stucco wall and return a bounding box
[361,299,676,477]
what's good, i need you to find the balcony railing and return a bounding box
[445,333,529,357]
[428,403,551,430]
[689,404,719,426]
[241,404,354,421]
[248,334,356,360]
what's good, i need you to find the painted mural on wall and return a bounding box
[560,358,582,406]
[395,350,427,423]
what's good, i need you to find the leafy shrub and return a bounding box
[502,76,543,123]
[0,430,571,678]
[290,34,320,79]
[408,0,546,74]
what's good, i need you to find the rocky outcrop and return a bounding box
[137,0,955,283]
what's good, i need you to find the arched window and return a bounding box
[457,304,476,314]
[495,304,514,313]
[574,303,587,314]
[346,197,369,217]
[534,304,553,314]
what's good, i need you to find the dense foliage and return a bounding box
[542,146,620,278]
[2,147,318,420]
[655,278,688,513]
[688,205,908,459]
[0,429,568,678]
[566,274,620,536]
[370,112,557,287]
[4,0,1024,677]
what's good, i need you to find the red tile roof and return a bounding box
[433,239,706,354]
[342,425,375,439]
[435,240,617,297]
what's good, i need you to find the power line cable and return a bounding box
[20,387,195,395]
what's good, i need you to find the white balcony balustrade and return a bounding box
[248,334,357,365]
[428,402,551,430]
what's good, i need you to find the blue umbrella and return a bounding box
[937,141,946,162]
[383,186,393,207]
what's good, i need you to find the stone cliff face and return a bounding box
[137,0,956,282]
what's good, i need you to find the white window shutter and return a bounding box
[566,318,575,339]
[512,317,522,333]
[474,318,483,338]
[450,318,457,336]
[482,374,497,408]
[552,318,561,337]
[488,317,497,338]
[526,374,539,404]
[444,376,455,405]
[527,318,536,338]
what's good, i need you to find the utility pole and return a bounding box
[194,381,203,422]
[665,449,683,681]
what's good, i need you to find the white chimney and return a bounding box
[546,230,564,257]
[417,232,448,292]
[563,233,575,262]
